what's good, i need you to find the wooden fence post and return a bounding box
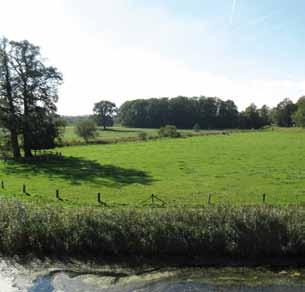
[97,193,101,204]
[208,194,212,205]
[56,189,60,200]
[23,184,26,194]
[263,193,266,203]
[1,180,4,189]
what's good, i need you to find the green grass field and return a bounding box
[62,126,228,143]
[1,128,305,206]
[63,126,159,142]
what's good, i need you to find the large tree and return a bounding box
[0,38,63,158]
[27,107,66,150]
[93,100,117,130]
[293,96,305,127]
[0,38,21,158]
[258,105,272,127]
[10,40,62,157]
[272,98,297,127]
[239,103,262,129]
[75,119,97,143]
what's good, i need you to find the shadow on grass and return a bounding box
[3,156,154,187]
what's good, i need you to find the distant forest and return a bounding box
[63,115,92,126]
[65,96,305,130]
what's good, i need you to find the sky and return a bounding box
[1,0,305,115]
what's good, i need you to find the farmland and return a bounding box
[1,128,305,206]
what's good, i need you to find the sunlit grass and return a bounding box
[1,129,305,206]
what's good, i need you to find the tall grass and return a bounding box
[0,199,305,260]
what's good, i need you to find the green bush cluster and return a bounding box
[193,123,201,132]
[0,200,305,260]
[137,132,148,141]
[159,125,180,138]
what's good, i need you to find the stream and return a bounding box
[2,260,305,291]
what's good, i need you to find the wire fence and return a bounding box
[1,179,305,208]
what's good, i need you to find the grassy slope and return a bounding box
[1,129,305,206]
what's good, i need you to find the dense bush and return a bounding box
[75,119,97,143]
[159,125,180,138]
[193,123,201,132]
[1,199,305,260]
[138,132,148,141]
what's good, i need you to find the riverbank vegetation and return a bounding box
[1,199,305,261]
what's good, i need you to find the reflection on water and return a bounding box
[28,275,53,292]
[25,267,305,292]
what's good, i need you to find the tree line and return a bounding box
[2,37,305,158]
[118,96,305,129]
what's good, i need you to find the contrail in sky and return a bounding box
[230,0,237,25]
[249,11,278,26]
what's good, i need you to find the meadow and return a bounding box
[1,128,305,206]
[62,126,226,144]
[63,126,159,143]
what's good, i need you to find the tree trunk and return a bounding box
[23,112,32,158]
[1,41,21,159]
[23,134,32,158]
[23,93,32,158]
[10,130,21,159]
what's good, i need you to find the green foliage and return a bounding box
[0,37,62,158]
[159,125,180,138]
[272,98,297,127]
[62,115,93,126]
[138,132,148,141]
[293,96,305,127]
[0,129,12,158]
[258,105,272,126]
[28,110,66,150]
[239,103,268,129]
[75,119,97,143]
[193,123,201,132]
[93,100,117,130]
[0,199,305,259]
[119,97,240,129]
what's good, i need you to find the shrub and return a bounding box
[0,200,304,261]
[138,132,148,141]
[0,132,12,159]
[75,120,97,143]
[193,123,201,132]
[159,125,180,138]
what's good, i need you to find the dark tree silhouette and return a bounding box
[93,100,117,130]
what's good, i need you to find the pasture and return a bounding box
[1,128,305,206]
[63,126,159,142]
[62,126,226,143]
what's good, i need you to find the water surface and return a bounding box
[3,260,305,291]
